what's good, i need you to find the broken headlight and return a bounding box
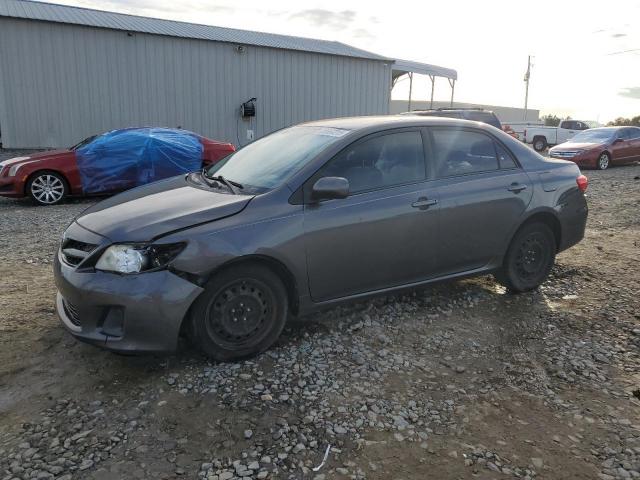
[95,243,185,274]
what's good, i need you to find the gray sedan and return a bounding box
[54,116,588,361]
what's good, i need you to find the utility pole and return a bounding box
[523,55,531,120]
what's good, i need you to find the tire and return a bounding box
[596,152,610,170]
[189,263,288,362]
[495,222,556,293]
[27,171,68,205]
[532,137,547,152]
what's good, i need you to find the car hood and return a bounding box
[76,175,254,242]
[0,149,74,168]
[551,142,604,151]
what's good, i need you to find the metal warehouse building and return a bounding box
[0,0,457,149]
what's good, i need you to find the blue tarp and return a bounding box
[76,127,203,193]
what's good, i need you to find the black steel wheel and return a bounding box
[495,222,556,293]
[189,264,288,361]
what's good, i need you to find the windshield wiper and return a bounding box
[201,169,243,194]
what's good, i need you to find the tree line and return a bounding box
[541,114,640,127]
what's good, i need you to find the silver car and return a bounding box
[54,116,589,361]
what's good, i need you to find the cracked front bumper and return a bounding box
[54,251,203,354]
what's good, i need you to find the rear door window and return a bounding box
[431,129,499,177]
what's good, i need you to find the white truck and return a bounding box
[523,120,591,152]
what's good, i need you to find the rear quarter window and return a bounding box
[496,143,518,169]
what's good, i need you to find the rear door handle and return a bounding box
[507,183,528,193]
[412,197,438,209]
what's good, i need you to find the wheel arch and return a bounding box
[24,169,70,196]
[512,211,562,252]
[179,254,300,340]
[200,254,300,314]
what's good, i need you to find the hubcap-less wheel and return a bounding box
[597,153,609,170]
[495,222,556,293]
[205,278,275,349]
[30,174,65,205]
[190,264,289,362]
[514,233,549,281]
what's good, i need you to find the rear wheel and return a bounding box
[596,152,610,170]
[189,264,288,362]
[532,136,547,152]
[495,222,556,293]
[27,171,67,205]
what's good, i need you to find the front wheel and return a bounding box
[495,223,556,293]
[189,264,288,362]
[27,171,67,205]
[596,152,610,170]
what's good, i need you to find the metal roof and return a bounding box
[392,58,457,80]
[0,0,392,61]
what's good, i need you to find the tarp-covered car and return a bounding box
[0,127,235,205]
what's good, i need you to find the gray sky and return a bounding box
[47,0,640,122]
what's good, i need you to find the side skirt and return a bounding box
[295,264,499,317]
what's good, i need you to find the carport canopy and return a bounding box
[392,58,458,111]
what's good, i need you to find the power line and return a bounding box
[606,48,640,55]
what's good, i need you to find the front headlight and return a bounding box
[95,243,185,274]
[8,159,38,176]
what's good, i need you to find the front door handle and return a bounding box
[507,183,528,193]
[412,197,438,209]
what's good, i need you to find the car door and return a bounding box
[428,127,533,275]
[628,128,640,160]
[611,129,634,164]
[302,129,440,302]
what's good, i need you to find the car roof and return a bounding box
[300,115,497,132]
[408,108,495,114]
[585,126,637,132]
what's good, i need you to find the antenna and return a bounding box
[523,55,534,120]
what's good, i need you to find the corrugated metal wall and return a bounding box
[0,18,392,149]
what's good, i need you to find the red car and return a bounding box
[0,128,235,205]
[549,126,640,170]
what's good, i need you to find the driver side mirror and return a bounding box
[311,176,349,202]
[614,138,624,144]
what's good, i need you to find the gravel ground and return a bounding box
[1,148,639,480]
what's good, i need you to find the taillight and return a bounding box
[576,174,588,192]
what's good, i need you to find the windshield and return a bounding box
[570,129,616,143]
[205,126,349,189]
[70,134,99,150]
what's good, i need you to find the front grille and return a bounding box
[61,238,97,266]
[62,300,81,327]
[550,151,579,158]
